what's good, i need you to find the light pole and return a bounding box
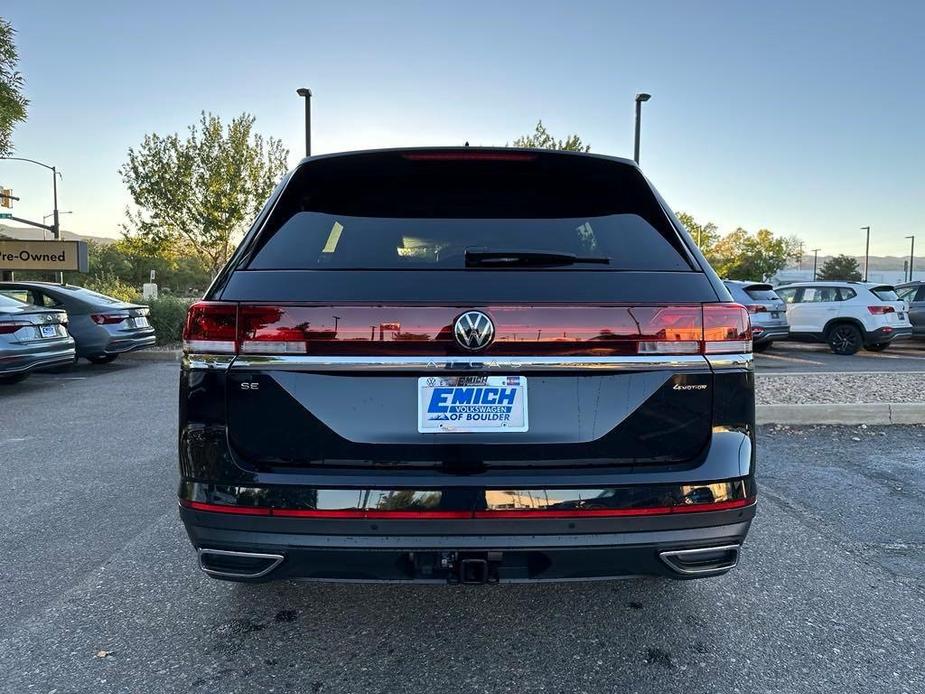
[861,226,870,281]
[812,248,821,280]
[0,156,63,281]
[43,210,72,239]
[296,87,312,157]
[907,235,915,282]
[633,93,651,165]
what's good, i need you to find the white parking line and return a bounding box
[757,370,925,377]
[755,352,826,365]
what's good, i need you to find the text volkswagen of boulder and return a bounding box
[178,148,756,583]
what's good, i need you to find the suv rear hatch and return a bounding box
[193,149,747,470]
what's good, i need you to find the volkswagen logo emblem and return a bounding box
[454,311,495,351]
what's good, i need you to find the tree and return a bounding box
[511,120,590,152]
[120,112,289,276]
[817,254,862,281]
[709,227,801,281]
[0,18,28,156]
[676,211,719,252]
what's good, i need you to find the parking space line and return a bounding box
[755,353,825,365]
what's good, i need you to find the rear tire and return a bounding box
[88,354,118,364]
[0,373,28,385]
[864,343,890,352]
[827,324,862,355]
[752,341,772,353]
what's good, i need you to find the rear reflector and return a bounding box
[867,305,896,315]
[181,302,751,355]
[180,497,755,518]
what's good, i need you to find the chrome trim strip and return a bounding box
[228,354,712,372]
[658,544,741,576]
[198,548,284,579]
[705,353,753,371]
[182,353,235,370]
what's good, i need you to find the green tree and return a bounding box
[511,120,590,152]
[817,254,862,281]
[0,18,28,156]
[120,111,289,276]
[676,211,719,252]
[709,227,801,281]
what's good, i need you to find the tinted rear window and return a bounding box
[249,213,690,271]
[744,285,779,301]
[0,292,27,308]
[871,286,899,301]
[245,151,694,272]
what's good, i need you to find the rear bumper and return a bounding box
[103,332,156,355]
[868,326,913,344]
[0,344,76,376]
[751,325,789,343]
[181,504,755,582]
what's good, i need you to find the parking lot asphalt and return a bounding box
[1,362,923,694]
[754,340,925,373]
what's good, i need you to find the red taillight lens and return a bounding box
[745,304,768,313]
[635,306,703,355]
[703,304,752,354]
[238,305,308,354]
[867,305,896,315]
[182,301,238,353]
[91,313,129,325]
[0,321,30,335]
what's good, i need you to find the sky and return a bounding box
[2,0,923,257]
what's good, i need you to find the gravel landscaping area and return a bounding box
[757,372,925,404]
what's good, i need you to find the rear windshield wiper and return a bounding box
[464,249,610,268]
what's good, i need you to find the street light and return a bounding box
[907,235,915,282]
[296,87,312,157]
[633,92,651,165]
[812,248,821,280]
[0,156,64,281]
[860,226,870,281]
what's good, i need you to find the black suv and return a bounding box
[178,148,756,583]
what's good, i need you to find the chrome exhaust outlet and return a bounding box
[198,548,284,579]
[658,544,741,576]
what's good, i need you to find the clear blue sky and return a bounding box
[2,0,923,257]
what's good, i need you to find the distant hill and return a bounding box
[0,223,116,245]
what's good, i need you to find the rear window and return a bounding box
[871,286,899,301]
[61,285,123,304]
[245,151,693,272]
[0,292,28,308]
[743,285,778,301]
[248,213,690,271]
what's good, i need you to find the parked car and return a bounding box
[773,281,912,354]
[178,148,757,584]
[895,281,925,340]
[0,282,155,363]
[0,292,75,384]
[722,281,789,352]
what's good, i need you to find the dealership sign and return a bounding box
[0,240,89,272]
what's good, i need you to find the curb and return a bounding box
[757,403,925,425]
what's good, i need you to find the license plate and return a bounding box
[771,312,780,319]
[898,312,906,320]
[40,325,58,338]
[132,317,149,328]
[418,376,528,433]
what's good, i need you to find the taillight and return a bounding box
[637,304,751,355]
[867,305,896,315]
[238,305,308,354]
[0,321,30,335]
[182,302,237,353]
[91,313,129,325]
[745,304,768,313]
[703,304,752,353]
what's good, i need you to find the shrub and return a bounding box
[82,273,141,303]
[145,296,193,346]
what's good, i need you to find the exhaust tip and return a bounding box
[198,548,284,579]
[658,544,740,576]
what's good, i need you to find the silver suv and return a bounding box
[722,281,789,352]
